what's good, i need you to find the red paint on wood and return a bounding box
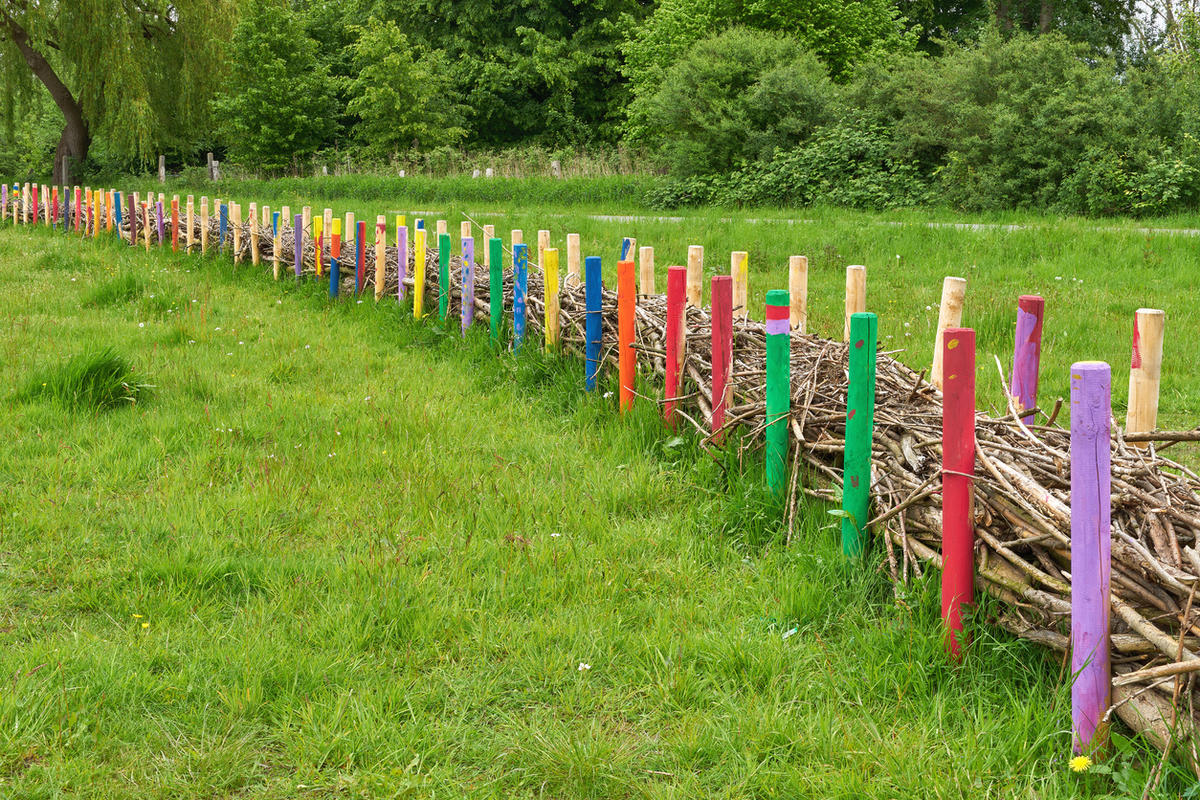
[941,327,976,659]
[664,266,687,427]
[711,275,733,442]
[618,259,636,413]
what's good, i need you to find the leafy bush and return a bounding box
[645,28,838,175]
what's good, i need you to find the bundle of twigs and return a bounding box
[104,211,1200,759]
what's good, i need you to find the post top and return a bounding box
[1136,308,1166,317]
[765,289,789,306]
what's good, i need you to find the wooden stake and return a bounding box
[585,256,602,390]
[844,265,866,342]
[731,251,749,321]
[511,229,523,246]
[514,243,529,350]
[248,202,259,264]
[621,237,636,263]
[931,277,967,390]
[293,214,303,278]
[711,275,733,441]
[1011,295,1044,425]
[231,203,242,264]
[355,221,366,294]
[545,247,560,350]
[143,202,151,251]
[313,215,324,277]
[331,218,341,263]
[329,254,340,299]
[345,212,355,257]
[272,210,281,279]
[538,228,550,273]
[639,246,655,296]
[200,197,209,255]
[941,327,975,659]
[664,266,687,428]
[396,219,407,301]
[438,232,451,319]
[156,199,165,245]
[322,208,332,273]
[375,215,386,300]
[414,228,426,319]
[185,196,194,252]
[619,259,636,413]
[436,219,447,238]
[489,236,503,347]
[461,220,472,244]
[462,236,475,334]
[789,256,808,332]
[1127,308,1165,446]
[1071,360,1112,754]
[687,245,703,307]
[843,313,877,558]
[765,290,791,497]
[482,225,495,272]
[567,233,581,287]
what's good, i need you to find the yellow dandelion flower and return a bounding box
[1069,755,1091,773]
[132,614,143,619]
[141,622,150,629]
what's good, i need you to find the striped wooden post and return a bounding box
[438,232,451,320]
[621,237,636,262]
[731,251,749,321]
[790,256,808,332]
[1071,360,1112,755]
[462,236,475,334]
[331,218,341,264]
[272,211,281,279]
[1011,295,1044,424]
[585,256,602,391]
[322,208,333,272]
[711,275,733,442]
[1127,309,1165,446]
[567,233,581,286]
[843,312,878,558]
[355,220,366,294]
[199,197,208,254]
[845,265,866,342]
[664,266,687,428]
[414,228,426,318]
[765,290,791,497]
[249,202,260,264]
[545,247,560,350]
[329,256,340,298]
[513,243,529,350]
[639,246,655,296]
[931,277,967,390]
[941,327,976,659]
[293,214,303,278]
[171,196,180,252]
[489,236,503,347]
[619,258,636,413]
[687,245,703,307]
[396,219,408,301]
[231,203,242,263]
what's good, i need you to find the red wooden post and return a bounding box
[664,266,687,427]
[941,327,976,659]
[618,259,636,413]
[711,275,733,443]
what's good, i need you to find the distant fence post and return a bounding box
[842,312,877,558]
[158,155,166,183]
[711,275,733,443]
[585,256,602,390]
[1071,360,1112,755]
[765,290,791,497]
[941,327,976,659]
[206,152,215,180]
[618,258,636,413]
[513,242,529,350]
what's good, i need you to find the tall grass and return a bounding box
[22,347,152,410]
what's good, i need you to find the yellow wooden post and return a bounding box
[142,202,151,251]
[322,208,333,274]
[249,202,260,266]
[414,227,427,318]
[731,251,749,321]
[789,255,808,333]
[687,245,703,307]
[545,247,560,350]
[375,214,387,300]
[200,197,209,255]
[639,246,655,295]
[312,216,324,277]
[232,202,243,264]
[567,233,581,287]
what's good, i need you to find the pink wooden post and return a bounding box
[1011,295,1044,424]
[941,327,975,659]
[711,275,733,443]
[664,266,687,428]
[1071,360,1111,755]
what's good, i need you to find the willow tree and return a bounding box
[0,0,231,183]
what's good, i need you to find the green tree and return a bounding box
[346,19,465,156]
[0,0,230,183]
[212,0,337,173]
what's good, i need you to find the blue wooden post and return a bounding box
[513,243,529,350]
[329,257,340,298]
[585,255,602,390]
[114,192,123,232]
[293,214,303,278]
[219,203,228,252]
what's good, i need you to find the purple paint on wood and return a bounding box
[293,215,303,277]
[397,226,408,301]
[462,236,475,334]
[1011,295,1044,425]
[156,201,165,245]
[1070,360,1111,755]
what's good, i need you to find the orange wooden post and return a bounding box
[618,259,637,413]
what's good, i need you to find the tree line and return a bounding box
[2,0,1199,215]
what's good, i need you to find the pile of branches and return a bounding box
[98,208,1200,759]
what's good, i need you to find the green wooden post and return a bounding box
[765,289,791,497]
[438,232,451,320]
[489,237,503,347]
[842,312,878,558]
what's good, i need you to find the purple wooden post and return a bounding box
[397,225,408,301]
[1070,360,1111,755]
[293,214,303,277]
[462,236,474,334]
[156,200,165,245]
[1011,295,1044,425]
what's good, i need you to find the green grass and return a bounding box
[0,217,1190,797]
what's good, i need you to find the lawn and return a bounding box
[0,208,1187,797]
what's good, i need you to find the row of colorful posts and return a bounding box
[4,180,1172,757]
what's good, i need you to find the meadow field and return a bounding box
[2,189,1197,797]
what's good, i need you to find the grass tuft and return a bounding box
[22,347,153,411]
[83,271,144,307]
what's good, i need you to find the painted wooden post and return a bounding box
[638,246,655,296]
[396,219,408,301]
[513,243,529,350]
[156,199,165,247]
[415,218,424,232]
[199,197,208,254]
[268,210,278,279]
[171,196,180,252]
[414,228,426,319]
[50,187,57,229]
[545,247,560,350]
[231,203,242,263]
[941,327,976,659]
[143,202,152,251]
[113,191,122,236]
[711,275,733,442]
[790,256,808,332]
[313,215,324,277]
[489,236,503,347]
[329,256,340,299]
[2,185,8,223]
[1127,308,1165,446]
[585,256,602,390]
[74,187,81,232]
[462,236,475,334]
[438,232,451,320]
[30,185,37,225]
[731,251,749,321]
[687,245,703,307]
[843,312,878,558]
[567,233,581,286]
[331,218,341,265]
[375,215,386,300]
[1010,295,1044,424]
[765,289,791,497]
[322,208,333,272]
[511,229,523,246]
[355,220,366,294]
[1071,360,1112,755]
[619,258,637,413]
[621,237,636,263]
[249,202,259,265]
[931,277,967,390]
[292,214,303,278]
[664,266,687,428]
[218,202,227,253]
[845,265,866,342]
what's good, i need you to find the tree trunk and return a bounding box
[1039,1,1054,32]
[997,0,1014,32]
[0,10,90,183]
